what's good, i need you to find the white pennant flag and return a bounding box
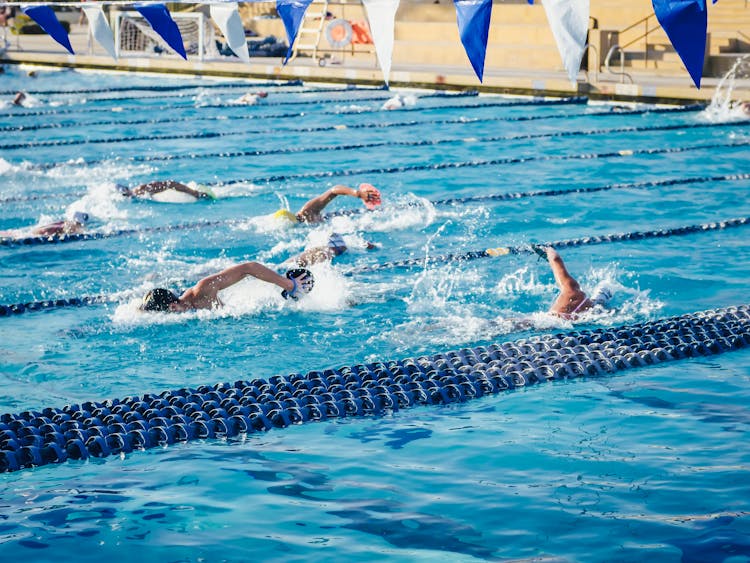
[362,0,400,84]
[82,5,117,60]
[210,2,250,63]
[541,0,589,83]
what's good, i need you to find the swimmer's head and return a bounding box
[140,288,179,312]
[196,186,217,200]
[72,211,90,225]
[257,91,268,98]
[281,268,315,300]
[327,232,347,256]
[273,209,299,224]
[115,183,132,197]
[590,284,614,307]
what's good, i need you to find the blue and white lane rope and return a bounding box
[1,215,749,316]
[0,79,306,97]
[222,138,750,185]
[4,135,742,210]
[345,216,750,275]
[0,106,709,189]
[0,89,478,131]
[0,218,228,248]
[0,91,563,125]
[323,172,750,219]
[2,173,748,251]
[1,304,748,473]
[0,96,583,150]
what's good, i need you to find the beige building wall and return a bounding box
[242,0,750,77]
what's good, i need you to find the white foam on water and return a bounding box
[0,158,13,175]
[335,104,370,113]
[350,195,437,233]
[210,181,267,199]
[65,182,143,225]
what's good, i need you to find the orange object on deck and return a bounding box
[350,20,373,45]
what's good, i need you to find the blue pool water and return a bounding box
[1,65,750,561]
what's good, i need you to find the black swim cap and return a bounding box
[141,288,179,311]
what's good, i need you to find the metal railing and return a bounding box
[619,12,662,69]
[582,42,598,84]
[604,44,633,84]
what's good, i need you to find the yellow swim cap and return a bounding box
[273,209,299,224]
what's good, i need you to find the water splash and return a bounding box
[703,54,750,122]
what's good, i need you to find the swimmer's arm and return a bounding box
[296,185,361,222]
[131,181,208,199]
[546,247,581,293]
[194,262,293,299]
[32,221,80,236]
[295,246,334,267]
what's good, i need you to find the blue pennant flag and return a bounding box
[652,0,707,88]
[276,0,313,64]
[22,5,74,55]
[134,3,187,60]
[454,0,493,82]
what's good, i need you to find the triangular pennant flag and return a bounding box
[541,0,590,83]
[82,5,117,60]
[134,3,187,60]
[210,3,250,63]
[652,0,707,88]
[362,0,400,85]
[276,0,313,64]
[453,0,493,82]
[21,5,74,55]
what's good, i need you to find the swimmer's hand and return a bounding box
[357,183,382,210]
[531,244,551,262]
[281,268,315,300]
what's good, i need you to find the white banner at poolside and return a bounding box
[362,0,400,84]
[82,5,117,60]
[210,3,250,63]
[541,0,590,83]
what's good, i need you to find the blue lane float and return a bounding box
[0,89,478,133]
[231,138,750,185]
[324,173,750,219]
[346,216,750,275]
[0,96,582,151]
[1,304,748,473]
[0,79,305,97]
[1,215,749,315]
[0,218,227,248]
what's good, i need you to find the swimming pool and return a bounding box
[1,65,750,561]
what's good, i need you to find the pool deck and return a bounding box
[3,24,749,105]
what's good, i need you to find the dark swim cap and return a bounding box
[141,288,179,311]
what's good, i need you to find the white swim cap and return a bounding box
[590,283,614,307]
[72,211,90,224]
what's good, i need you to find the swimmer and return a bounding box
[275,183,382,225]
[140,262,314,313]
[235,91,268,105]
[293,232,348,267]
[534,246,612,319]
[116,180,215,202]
[741,101,750,117]
[30,211,90,237]
[381,94,404,110]
[12,92,26,107]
